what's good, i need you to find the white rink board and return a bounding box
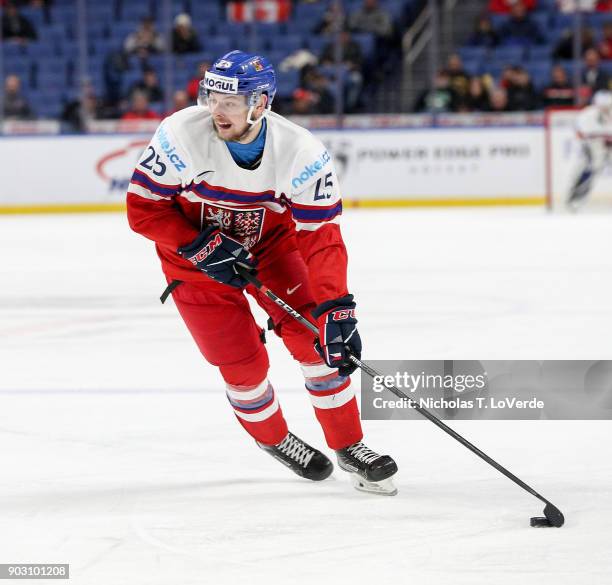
[0,134,149,205]
[317,127,545,200]
[0,127,545,206]
[548,109,612,208]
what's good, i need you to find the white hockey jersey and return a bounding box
[576,105,612,144]
[126,107,349,301]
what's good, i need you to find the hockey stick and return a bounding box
[236,265,565,527]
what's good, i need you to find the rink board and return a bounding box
[0,127,546,212]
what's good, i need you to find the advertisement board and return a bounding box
[0,126,546,211]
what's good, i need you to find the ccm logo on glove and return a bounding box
[332,308,355,321]
[312,295,362,377]
[186,233,223,265]
[178,225,256,288]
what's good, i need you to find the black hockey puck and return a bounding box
[530,516,552,527]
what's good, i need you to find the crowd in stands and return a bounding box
[418,0,612,113]
[3,0,612,125]
[1,0,415,127]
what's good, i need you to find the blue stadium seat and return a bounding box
[120,3,154,23]
[24,41,60,59]
[39,23,69,44]
[532,13,551,34]
[204,37,232,57]
[36,71,66,91]
[528,45,553,61]
[353,33,375,59]
[87,3,115,21]
[305,35,330,56]
[382,0,408,21]
[526,62,553,88]
[109,21,140,42]
[3,58,32,78]
[212,22,250,40]
[265,50,290,68]
[462,59,482,76]
[51,6,76,27]
[268,34,304,54]
[19,7,45,28]
[1,44,27,58]
[491,45,526,64]
[551,12,575,30]
[294,2,328,23]
[459,46,488,63]
[584,12,612,27]
[181,52,215,72]
[191,2,222,21]
[36,58,67,77]
[285,20,317,36]
[35,99,63,120]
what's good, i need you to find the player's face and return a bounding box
[208,92,251,141]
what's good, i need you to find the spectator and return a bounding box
[303,67,335,113]
[599,23,612,59]
[1,3,37,43]
[541,65,576,107]
[582,48,610,94]
[488,87,509,111]
[320,31,364,111]
[121,91,161,120]
[348,0,393,41]
[489,0,536,12]
[467,16,499,48]
[61,83,107,132]
[103,49,130,109]
[415,70,456,113]
[446,53,470,101]
[124,17,165,58]
[553,27,595,60]
[348,0,397,79]
[187,61,211,101]
[166,90,191,116]
[291,88,319,114]
[172,13,201,54]
[597,0,612,9]
[3,74,33,119]
[320,30,363,70]
[466,76,491,111]
[498,2,545,45]
[315,0,346,35]
[128,68,164,104]
[506,67,539,110]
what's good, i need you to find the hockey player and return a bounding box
[567,90,612,210]
[126,51,398,495]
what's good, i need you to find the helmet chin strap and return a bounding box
[246,104,269,126]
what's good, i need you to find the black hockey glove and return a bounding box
[312,295,362,377]
[178,225,256,288]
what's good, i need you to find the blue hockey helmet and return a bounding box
[199,50,277,110]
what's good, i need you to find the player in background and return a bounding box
[567,90,612,210]
[126,51,398,495]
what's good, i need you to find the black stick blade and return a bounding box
[543,502,565,527]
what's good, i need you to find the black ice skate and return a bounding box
[336,442,398,496]
[257,432,333,481]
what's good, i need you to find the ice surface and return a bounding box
[1,208,611,585]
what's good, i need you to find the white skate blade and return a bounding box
[348,473,398,496]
